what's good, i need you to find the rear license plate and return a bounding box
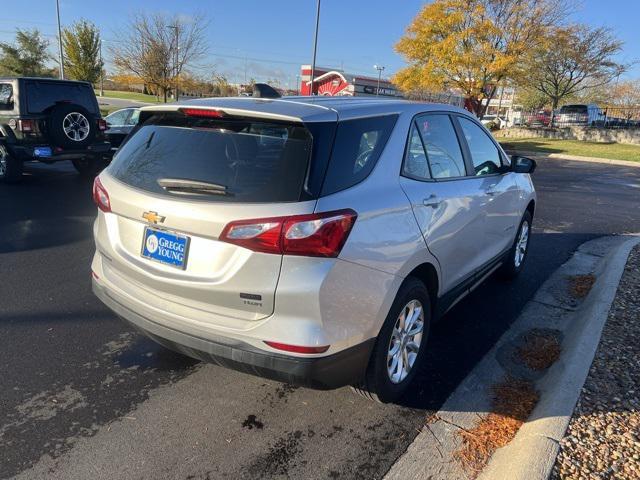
[141,227,189,269]
[33,146,52,158]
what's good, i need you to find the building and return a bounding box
[482,86,517,117]
[299,65,402,97]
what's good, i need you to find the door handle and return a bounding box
[423,194,441,208]
[485,184,499,196]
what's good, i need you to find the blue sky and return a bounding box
[1,0,638,86]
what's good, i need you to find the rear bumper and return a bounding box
[9,141,111,162]
[93,279,375,389]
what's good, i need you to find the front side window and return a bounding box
[416,114,466,179]
[458,117,502,176]
[321,114,398,195]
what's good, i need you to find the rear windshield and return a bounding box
[26,81,98,114]
[109,113,314,203]
[559,105,588,114]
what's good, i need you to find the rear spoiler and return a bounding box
[138,105,305,124]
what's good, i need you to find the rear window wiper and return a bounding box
[157,178,233,196]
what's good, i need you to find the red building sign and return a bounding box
[299,65,401,97]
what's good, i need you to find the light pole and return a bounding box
[99,39,104,97]
[374,65,385,96]
[310,0,321,96]
[166,25,179,101]
[55,0,64,79]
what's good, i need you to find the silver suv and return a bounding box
[91,97,536,403]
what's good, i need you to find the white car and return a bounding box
[91,97,537,402]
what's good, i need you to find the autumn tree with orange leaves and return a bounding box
[393,0,568,118]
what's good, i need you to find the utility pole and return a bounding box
[310,0,321,96]
[55,0,64,79]
[99,39,104,97]
[374,65,385,96]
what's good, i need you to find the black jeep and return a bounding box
[0,77,111,183]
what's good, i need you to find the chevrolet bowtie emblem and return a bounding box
[142,211,166,224]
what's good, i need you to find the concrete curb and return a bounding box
[384,235,640,480]
[504,149,640,168]
[478,234,640,480]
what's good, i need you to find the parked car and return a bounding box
[104,107,141,151]
[552,104,604,127]
[480,114,508,130]
[91,97,536,403]
[523,110,552,127]
[0,77,111,183]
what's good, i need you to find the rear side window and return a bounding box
[109,113,313,203]
[416,114,465,179]
[321,115,398,195]
[403,125,430,180]
[0,84,13,109]
[25,81,98,114]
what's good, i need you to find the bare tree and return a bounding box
[610,79,640,108]
[110,13,208,102]
[522,24,628,109]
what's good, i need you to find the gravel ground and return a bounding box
[553,245,640,480]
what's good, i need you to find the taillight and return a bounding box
[219,209,357,257]
[98,119,107,131]
[18,119,34,132]
[92,176,111,212]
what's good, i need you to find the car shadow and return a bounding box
[0,162,96,253]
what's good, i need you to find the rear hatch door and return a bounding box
[98,108,332,325]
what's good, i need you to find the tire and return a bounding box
[48,103,96,149]
[0,144,23,183]
[72,156,110,178]
[352,277,431,403]
[500,211,532,279]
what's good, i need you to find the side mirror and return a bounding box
[0,99,12,110]
[511,155,536,174]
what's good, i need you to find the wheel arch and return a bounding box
[526,199,535,219]
[405,262,439,316]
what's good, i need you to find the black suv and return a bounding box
[0,77,111,183]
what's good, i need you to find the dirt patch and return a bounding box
[515,329,562,371]
[455,378,539,477]
[241,414,264,430]
[568,274,596,299]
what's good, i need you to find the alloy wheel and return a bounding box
[0,145,7,178]
[63,112,90,142]
[514,221,530,267]
[387,299,424,384]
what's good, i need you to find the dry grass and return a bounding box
[455,378,539,476]
[568,274,596,299]
[515,330,562,371]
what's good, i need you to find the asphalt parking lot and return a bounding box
[2,158,640,479]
